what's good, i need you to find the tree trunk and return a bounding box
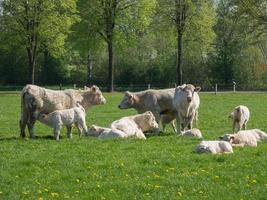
[27,48,36,84]
[107,38,114,92]
[87,50,93,86]
[177,31,183,85]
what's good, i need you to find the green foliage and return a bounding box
[1,92,267,199]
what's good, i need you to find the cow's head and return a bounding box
[87,125,102,137]
[118,91,134,109]
[176,84,201,103]
[83,85,106,107]
[136,111,159,132]
[218,134,234,142]
[196,143,211,153]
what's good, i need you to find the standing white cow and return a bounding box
[20,84,106,138]
[229,105,250,133]
[172,84,201,134]
[118,88,176,132]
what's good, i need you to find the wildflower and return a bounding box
[51,192,59,197]
[177,192,182,196]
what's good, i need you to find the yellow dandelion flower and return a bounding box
[252,180,257,184]
[97,184,100,188]
[38,197,43,200]
[76,179,80,183]
[15,175,19,178]
[177,192,182,196]
[120,162,124,167]
[51,192,59,197]
[0,191,3,194]
[154,185,161,188]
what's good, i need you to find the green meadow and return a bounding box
[0,92,267,199]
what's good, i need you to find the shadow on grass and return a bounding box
[0,135,55,141]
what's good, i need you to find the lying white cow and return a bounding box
[229,105,250,133]
[219,129,267,147]
[118,89,176,132]
[110,111,159,139]
[87,125,126,139]
[181,128,202,139]
[172,84,201,134]
[20,84,106,138]
[196,141,233,154]
[37,104,88,140]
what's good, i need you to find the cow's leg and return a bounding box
[175,113,181,135]
[27,118,36,139]
[54,125,61,141]
[66,125,73,139]
[20,111,28,138]
[187,114,194,130]
[136,129,146,140]
[161,121,166,132]
[81,120,88,136]
[171,120,177,133]
[152,111,161,134]
[75,123,83,137]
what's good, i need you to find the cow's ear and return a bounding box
[195,87,201,92]
[91,85,97,92]
[84,86,90,90]
[126,91,133,98]
[230,136,235,141]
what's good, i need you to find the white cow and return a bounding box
[37,104,87,140]
[172,84,201,134]
[110,111,159,139]
[87,125,127,139]
[181,128,203,139]
[118,88,176,132]
[20,84,106,138]
[229,105,250,133]
[196,141,233,154]
[219,129,267,147]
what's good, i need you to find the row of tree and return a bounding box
[0,0,266,91]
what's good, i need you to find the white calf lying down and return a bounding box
[110,111,159,140]
[219,129,267,147]
[229,105,250,133]
[37,104,87,140]
[181,128,202,138]
[196,141,233,154]
[87,125,126,139]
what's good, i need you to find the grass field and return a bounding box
[0,92,267,199]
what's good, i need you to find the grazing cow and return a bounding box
[219,129,267,147]
[181,128,203,139]
[37,104,87,140]
[110,111,159,139]
[172,84,201,134]
[229,105,250,133]
[87,125,127,139]
[20,84,106,138]
[118,88,176,132]
[196,141,233,154]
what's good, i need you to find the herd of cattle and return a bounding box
[19,84,267,154]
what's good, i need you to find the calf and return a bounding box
[196,141,233,154]
[229,105,250,133]
[87,125,127,139]
[219,129,267,147]
[181,128,202,139]
[37,104,87,140]
[110,111,159,139]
